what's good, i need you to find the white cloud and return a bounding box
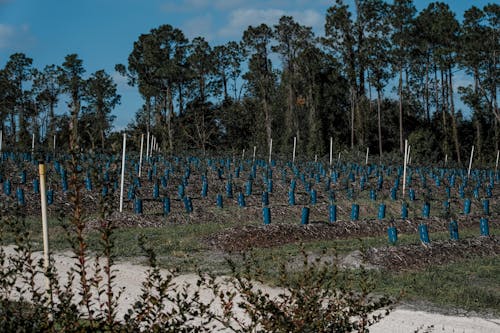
[217,8,322,39]
[0,23,34,49]
[182,13,215,41]
[0,24,15,48]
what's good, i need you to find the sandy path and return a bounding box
[2,245,499,332]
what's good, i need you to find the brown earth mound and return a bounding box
[364,236,500,272]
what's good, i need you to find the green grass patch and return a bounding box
[371,256,500,315]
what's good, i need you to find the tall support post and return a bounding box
[138,133,144,178]
[119,133,127,212]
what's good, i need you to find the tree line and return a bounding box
[1,0,498,164]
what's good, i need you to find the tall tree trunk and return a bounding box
[425,55,430,123]
[377,88,382,160]
[399,66,404,153]
[263,97,272,150]
[167,86,174,153]
[350,87,355,149]
[473,69,482,163]
[448,66,461,164]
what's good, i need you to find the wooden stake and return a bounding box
[31,133,35,154]
[241,149,245,161]
[138,133,144,178]
[365,147,369,165]
[146,131,150,159]
[407,145,411,166]
[253,146,256,163]
[467,145,474,178]
[119,133,127,212]
[495,150,499,175]
[329,137,333,167]
[292,137,296,164]
[38,162,51,300]
[402,139,408,197]
[268,138,273,164]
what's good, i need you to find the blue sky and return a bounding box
[0,0,493,130]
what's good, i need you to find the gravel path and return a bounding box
[2,245,499,332]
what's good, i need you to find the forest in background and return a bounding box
[0,0,498,165]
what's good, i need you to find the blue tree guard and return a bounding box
[201,181,208,197]
[288,191,295,206]
[310,189,317,205]
[263,207,271,225]
[401,202,408,219]
[134,198,143,214]
[216,194,223,208]
[463,198,471,215]
[226,182,233,198]
[449,220,459,240]
[267,179,273,193]
[388,227,398,245]
[418,224,430,244]
[329,204,337,223]
[33,179,40,194]
[301,207,310,225]
[238,192,246,207]
[480,218,489,236]
[3,180,11,196]
[85,177,92,190]
[153,182,159,199]
[245,180,252,196]
[47,189,54,205]
[409,188,415,201]
[482,199,489,215]
[163,197,170,215]
[102,186,108,197]
[178,184,185,199]
[183,196,193,213]
[422,202,430,218]
[262,191,269,206]
[16,188,25,205]
[390,187,397,201]
[378,203,386,220]
[351,204,359,221]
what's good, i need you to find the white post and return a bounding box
[253,146,256,163]
[467,145,474,179]
[365,147,369,165]
[338,152,341,164]
[150,136,155,157]
[38,162,50,296]
[329,137,333,167]
[270,139,273,163]
[495,150,499,175]
[146,131,150,159]
[119,133,127,213]
[241,149,245,161]
[31,133,35,154]
[138,134,144,178]
[315,154,317,163]
[0,130,3,152]
[292,137,296,164]
[407,145,411,166]
[445,154,448,166]
[53,135,56,153]
[402,139,408,197]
